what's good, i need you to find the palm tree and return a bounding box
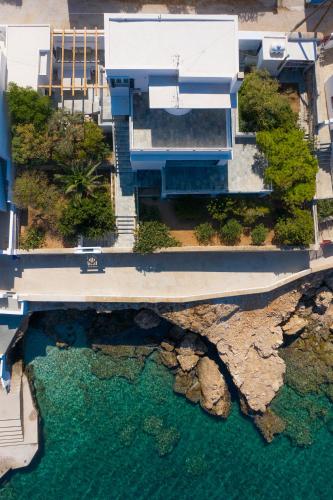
[55,162,102,199]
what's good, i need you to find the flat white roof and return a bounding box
[104,14,239,80]
[6,25,50,89]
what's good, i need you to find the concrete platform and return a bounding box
[0,363,38,479]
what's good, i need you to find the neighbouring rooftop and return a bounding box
[132,93,228,150]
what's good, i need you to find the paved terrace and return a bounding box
[132,93,227,149]
[0,250,312,303]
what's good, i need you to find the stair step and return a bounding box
[0,419,21,427]
[0,435,24,443]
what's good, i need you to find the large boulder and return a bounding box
[134,309,161,329]
[196,357,231,418]
[315,287,333,314]
[254,409,286,443]
[282,315,308,336]
[159,350,178,369]
[177,354,199,372]
[176,333,207,357]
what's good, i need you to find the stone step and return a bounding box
[0,429,23,437]
[0,435,24,443]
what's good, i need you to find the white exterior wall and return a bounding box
[131,160,166,170]
[0,45,9,163]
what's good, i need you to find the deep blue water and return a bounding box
[1,314,333,500]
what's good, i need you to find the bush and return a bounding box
[13,171,60,215]
[274,209,313,246]
[134,221,181,254]
[58,191,115,240]
[207,196,246,223]
[257,128,318,210]
[318,199,333,221]
[251,224,268,246]
[194,223,215,245]
[220,219,242,246]
[7,83,52,130]
[12,124,51,166]
[239,69,297,132]
[48,110,108,165]
[20,226,45,250]
[243,205,270,226]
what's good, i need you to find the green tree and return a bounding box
[7,83,52,130]
[12,124,51,166]
[220,219,243,245]
[55,163,102,199]
[13,171,60,215]
[239,69,297,132]
[274,209,313,246]
[207,196,246,223]
[134,221,181,254]
[257,128,318,210]
[194,223,215,245]
[58,191,115,240]
[48,110,108,165]
[251,223,268,245]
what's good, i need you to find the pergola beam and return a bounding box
[72,28,76,97]
[60,29,65,97]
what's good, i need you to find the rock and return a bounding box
[185,378,202,403]
[282,316,308,336]
[158,286,302,413]
[176,333,208,357]
[177,354,199,372]
[315,287,333,314]
[254,409,286,443]
[167,325,185,342]
[173,370,195,395]
[55,341,68,349]
[196,357,231,418]
[134,309,161,329]
[160,339,175,352]
[324,273,333,292]
[159,350,178,369]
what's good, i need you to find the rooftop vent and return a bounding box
[270,43,285,56]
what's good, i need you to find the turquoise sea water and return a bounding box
[1,314,333,500]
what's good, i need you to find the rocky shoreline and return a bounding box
[20,269,333,446]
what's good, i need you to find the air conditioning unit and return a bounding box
[270,43,285,56]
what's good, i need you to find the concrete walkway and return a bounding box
[0,250,311,303]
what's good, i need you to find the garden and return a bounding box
[8,84,115,250]
[134,69,318,253]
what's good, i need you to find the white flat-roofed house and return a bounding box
[104,14,243,196]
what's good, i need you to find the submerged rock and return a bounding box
[134,309,161,330]
[254,409,286,443]
[173,370,196,395]
[197,357,231,418]
[159,350,178,369]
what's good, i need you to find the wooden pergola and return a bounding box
[38,27,108,97]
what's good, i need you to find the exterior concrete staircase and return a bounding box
[113,118,137,248]
[0,362,23,446]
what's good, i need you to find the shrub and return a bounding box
[251,224,268,246]
[13,171,60,215]
[238,69,297,132]
[20,226,45,250]
[220,219,242,246]
[274,209,313,246]
[12,124,51,166]
[318,199,333,221]
[7,83,52,130]
[257,128,318,210]
[58,191,115,240]
[243,205,270,226]
[194,223,215,245]
[207,196,246,223]
[134,221,181,254]
[48,110,108,165]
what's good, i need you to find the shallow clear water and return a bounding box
[1,315,333,500]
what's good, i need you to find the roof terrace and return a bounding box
[131,93,229,150]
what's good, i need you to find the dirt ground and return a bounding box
[279,83,301,115]
[1,0,332,36]
[19,207,65,249]
[139,198,274,247]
